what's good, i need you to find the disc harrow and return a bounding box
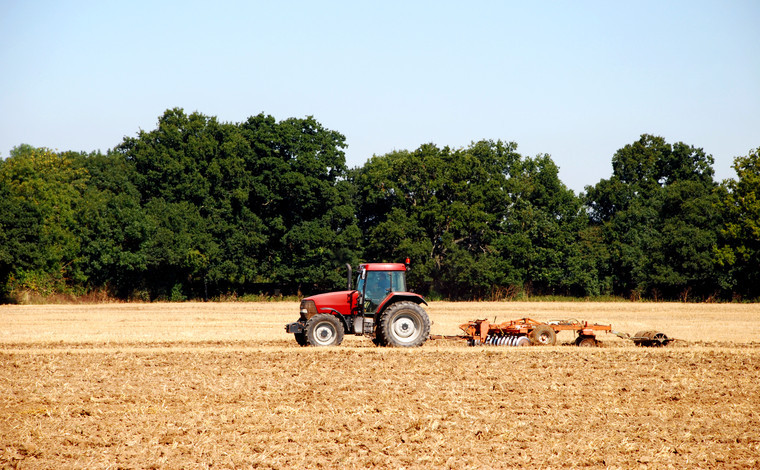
[430,317,673,347]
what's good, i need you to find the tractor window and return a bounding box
[389,271,406,292]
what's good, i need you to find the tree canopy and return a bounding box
[715,148,760,299]
[0,112,757,302]
[584,135,722,299]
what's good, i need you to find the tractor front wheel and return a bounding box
[305,314,344,347]
[294,331,308,346]
[378,301,430,347]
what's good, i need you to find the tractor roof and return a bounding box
[361,263,407,271]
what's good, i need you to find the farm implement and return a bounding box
[433,317,674,347]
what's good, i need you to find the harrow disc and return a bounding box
[632,330,671,347]
[515,336,530,347]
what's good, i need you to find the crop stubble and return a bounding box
[1,302,759,468]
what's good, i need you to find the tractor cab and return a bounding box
[356,263,408,315]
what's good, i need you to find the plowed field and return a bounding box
[2,302,759,468]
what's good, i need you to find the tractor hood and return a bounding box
[303,290,357,317]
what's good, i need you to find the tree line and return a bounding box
[1,108,757,302]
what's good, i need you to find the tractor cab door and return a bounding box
[364,271,391,315]
[358,269,406,316]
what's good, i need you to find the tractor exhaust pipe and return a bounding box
[346,263,352,290]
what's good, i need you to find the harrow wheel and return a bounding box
[651,332,670,347]
[378,301,430,347]
[529,325,557,346]
[305,314,344,347]
[576,336,598,347]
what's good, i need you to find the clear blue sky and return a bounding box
[1,0,758,192]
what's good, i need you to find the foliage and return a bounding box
[584,135,722,299]
[239,113,360,291]
[352,141,590,299]
[0,146,88,296]
[113,108,359,298]
[0,115,757,302]
[70,150,152,297]
[499,153,594,296]
[715,148,760,298]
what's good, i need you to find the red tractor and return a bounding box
[285,260,430,347]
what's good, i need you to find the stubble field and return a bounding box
[1,301,759,468]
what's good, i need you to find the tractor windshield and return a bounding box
[362,270,406,314]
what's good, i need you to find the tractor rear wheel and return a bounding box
[305,314,344,347]
[529,325,557,346]
[378,301,430,347]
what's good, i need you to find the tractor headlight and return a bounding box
[299,300,317,319]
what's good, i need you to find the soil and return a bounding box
[1,302,759,468]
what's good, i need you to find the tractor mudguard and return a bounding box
[376,293,428,317]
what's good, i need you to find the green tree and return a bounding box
[353,141,516,298]
[0,145,88,295]
[240,114,360,292]
[715,148,760,298]
[116,109,262,297]
[0,177,42,299]
[649,179,721,299]
[68,150,154,298]
[353,140,589,299]
[114,108,359,297]
[500,154,595,296]
[584,135,720,299]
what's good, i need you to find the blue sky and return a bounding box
[1,0,758,192]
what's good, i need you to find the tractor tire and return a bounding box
[529,325,557,346]
[294,331,308,347]
[305,314,344,347]
[377,301,430,347]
